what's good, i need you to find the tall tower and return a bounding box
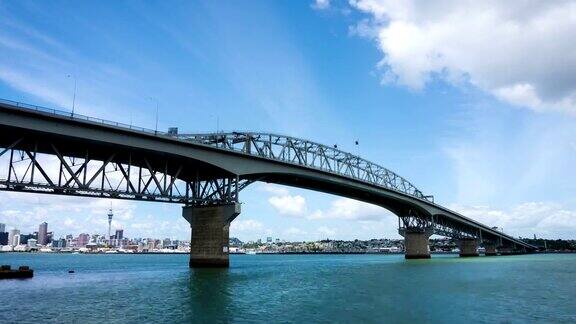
[107,207,113,246]
[38,222,48,245]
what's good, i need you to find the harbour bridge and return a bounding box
[0,99,535,267]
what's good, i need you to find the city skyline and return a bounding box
[0,217,564,247]
[1,1,576,242]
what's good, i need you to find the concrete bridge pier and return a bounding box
[484,244,497,256]
[182,203,241,268]
[458,238,479,257]
[399,227,433,259]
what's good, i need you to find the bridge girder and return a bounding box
[0,137,251,206]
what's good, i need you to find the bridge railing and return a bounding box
[0,98,163,136]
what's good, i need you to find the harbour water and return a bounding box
[1,253,575,323]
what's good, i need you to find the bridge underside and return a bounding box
[249,173,526,256]
[0,102,535,267]
[0,126,250,205]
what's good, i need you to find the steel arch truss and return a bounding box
[432,215,477,239]
[176,132,433,202]
[399,210,478,239]
[0,138,251,205]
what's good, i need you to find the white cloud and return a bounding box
[230,219,264,232]
[349,0,576,113]
[451,202,576,239]
[262,183,308,217]
[313,0,331,10]
[268,194,308,217]
[308,197,392,221]
[258,183,290,196]
[264,185,393,222]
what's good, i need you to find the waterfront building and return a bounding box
[8,229,20,247]
[12,234,21,247]
[114,229,124,246]
[119,238,129,247]
[65,234,74,247]
[0,232,7,245]
[38,222,48,245]
[52,238,66,248]
[147,239,159,250]
[77,233,90,247]
[27,238,37,248]
[19,233,36,245]
[13,244,27,252]
[0,223,5,233]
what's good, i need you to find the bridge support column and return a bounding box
[182,203,241,268]
[399,227,432,259]
[484,244,497,256]
[458,238,479,257]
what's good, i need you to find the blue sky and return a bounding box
[1,0,576,240]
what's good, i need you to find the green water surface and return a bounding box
[0,253,574,323]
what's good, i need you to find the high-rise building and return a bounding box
[0,223,5,233]
[65,234,74,247]
[107,208,113,243]
[52,238,66,248]
[8,229,20,247]
[0,232,8,245]
[13,234,20,247]
[114,229,124,247]
[77,233,90,247]
[38,222,48,245]
[19,233,36,245]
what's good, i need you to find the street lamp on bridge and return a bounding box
[66,74,77,116]
[147,97,160,134]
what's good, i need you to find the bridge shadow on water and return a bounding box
[179,268,234,322]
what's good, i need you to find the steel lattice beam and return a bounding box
[176,132,432,202]
[398,209,481,240]
[0,138,251,206]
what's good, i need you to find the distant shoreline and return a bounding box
[1,250,574,255]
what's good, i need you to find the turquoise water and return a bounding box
[0,253,575,323]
